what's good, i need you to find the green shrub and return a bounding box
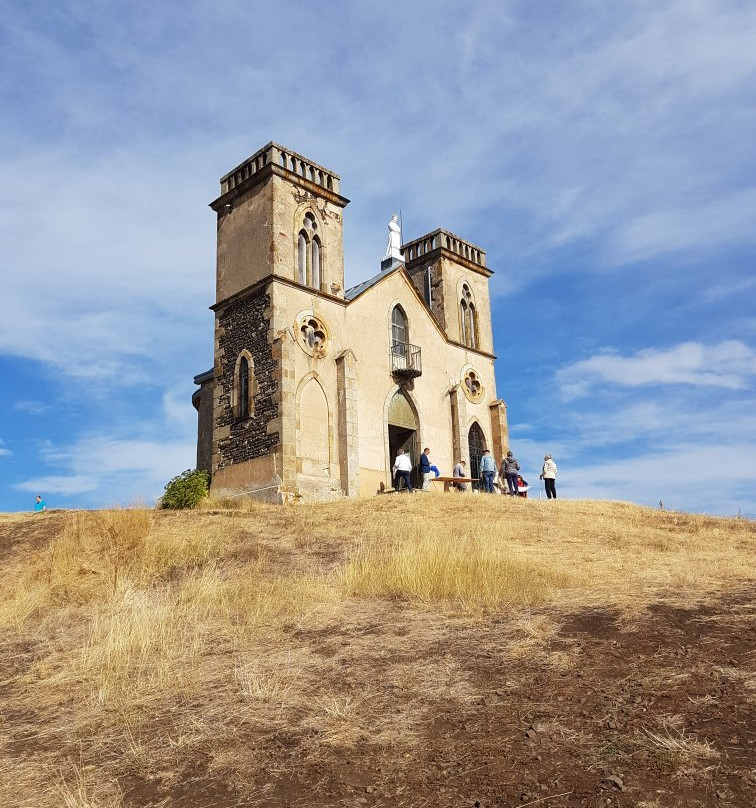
[159,469,210,510]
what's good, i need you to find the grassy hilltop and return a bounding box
[0,497,754,808]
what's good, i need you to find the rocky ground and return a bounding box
[120,593,754,808]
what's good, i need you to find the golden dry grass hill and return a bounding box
[0,496,754,808]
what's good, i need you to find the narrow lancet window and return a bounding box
[238,356,249,419]
[311,237,321,290]
[468,303,477,349]
[298,232,307,285]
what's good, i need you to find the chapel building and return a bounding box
[192,142,509,502]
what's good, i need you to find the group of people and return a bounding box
[392,447,558,499]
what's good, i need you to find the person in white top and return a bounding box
[540,454,558,499]
[392,448,414,493]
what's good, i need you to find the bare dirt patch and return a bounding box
[0,502,753,807]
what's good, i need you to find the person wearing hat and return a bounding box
[540,454,558,499]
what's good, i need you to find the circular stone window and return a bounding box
[462,367,484,403]
[296,313,330,357]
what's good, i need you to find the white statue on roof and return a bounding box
[383,213,403,263]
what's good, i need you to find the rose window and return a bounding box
[296,314,330,357]
[462,368,484,402]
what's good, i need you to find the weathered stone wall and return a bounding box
[215,179,273,303]
[213,289,279,470]
[406,258,445,329]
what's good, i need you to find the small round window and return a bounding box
[295,313,330,357]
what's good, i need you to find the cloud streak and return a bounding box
[557,341,756,399]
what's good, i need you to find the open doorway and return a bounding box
[387,390,419,488]
[468,421,486,491]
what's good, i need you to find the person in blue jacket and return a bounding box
[419,447,432,491]
[479,450,497,493]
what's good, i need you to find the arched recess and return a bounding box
[383,384,420,485]
[296,374,331,476]
[232,350,255,420]
[467,420,487,489]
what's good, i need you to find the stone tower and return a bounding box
[195,143,352,500]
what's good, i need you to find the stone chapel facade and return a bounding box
[192,142,509,502]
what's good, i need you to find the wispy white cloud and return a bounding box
[608,188,756,265]
[13,400,52,415]
[12,389,197,505]
[557,442,756,516]
[14,475,98,495]
[557,341,756,399]
[15,434,196,505]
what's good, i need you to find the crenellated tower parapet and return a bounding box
[219,142,342,198]
[402,228,487,270]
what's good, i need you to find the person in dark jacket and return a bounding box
[419,447,432,491]
[501,450,520,496]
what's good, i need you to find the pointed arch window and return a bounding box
[298,232,307,285]
[391,305,408,352]
[295,213,322,290]
[235,353,256,420]
[460,283,478,349]
[239,357,249,418]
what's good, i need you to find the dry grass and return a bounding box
[341,531,576,610]
[0,496,753,807]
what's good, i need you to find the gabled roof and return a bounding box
[344,266,400,301]
[345,261,497,360]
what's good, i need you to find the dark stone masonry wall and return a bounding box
[407,259,444,328]
[216,289,279,468]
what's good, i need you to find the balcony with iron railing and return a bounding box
[391,342,422,378]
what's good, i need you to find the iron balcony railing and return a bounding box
[391,341,422,378]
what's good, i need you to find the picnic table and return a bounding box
[431,476,476,492]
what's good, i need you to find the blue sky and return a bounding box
[1,0,755,515]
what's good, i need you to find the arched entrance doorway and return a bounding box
[387,389,419,487]
[468,422,486,491]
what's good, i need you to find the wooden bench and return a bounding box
[431,476,477,492]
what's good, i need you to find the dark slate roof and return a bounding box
[193,369,214,385]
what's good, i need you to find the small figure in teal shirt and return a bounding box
[34,495,46,512]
